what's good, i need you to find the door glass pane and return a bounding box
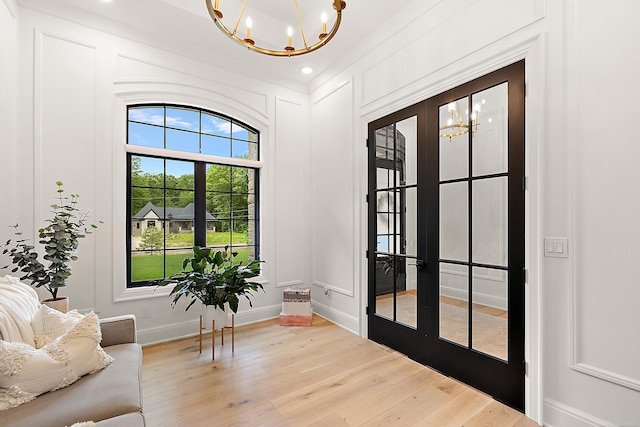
[396,116,417,186]
[472,83,508,176]
[440,181,468,262]
[376,190,395,253]
[375,125,394,163]
[472,267,508,360]
[472,177,508,266]
[440,262,468,347]
[404,187,417,257]
[375,255,395,320]
[397,257,417,329]
[440,97,469,181]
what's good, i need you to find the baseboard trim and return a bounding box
[311,300,359,335]
[138,304,282,346]
[543,398,616,427]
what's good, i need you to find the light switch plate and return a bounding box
[544,237,568,258]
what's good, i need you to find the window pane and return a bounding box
[231,123,257,142]
[128,122,164,149]
[202,135,231,157]
[166,128,199,153]
[131,251,165,282]
[232,219,249,244]
[232,194,249,219]
[201,113,231,137]
[232,140,249,159]
[206,164,232,192]
[128,107,164,125]
[208,193,230,219]
[166,107,200,132]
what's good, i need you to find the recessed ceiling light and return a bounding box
[300,67,313,75]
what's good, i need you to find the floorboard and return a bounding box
[142,315,540,426]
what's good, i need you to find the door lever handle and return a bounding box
[409,259,425,270]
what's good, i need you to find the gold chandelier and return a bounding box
[439,101,481,142]
[205,0,347,57]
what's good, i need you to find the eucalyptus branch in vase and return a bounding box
[1,181,102,301]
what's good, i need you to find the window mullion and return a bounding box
[194,162,207,247]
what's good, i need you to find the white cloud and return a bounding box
[129,109,164,125]
[202,116,232,135]
[166,115,195,129]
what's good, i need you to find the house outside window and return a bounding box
[126,104,260,287]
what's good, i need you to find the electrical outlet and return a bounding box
[141,305,151,318]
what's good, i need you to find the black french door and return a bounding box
[367,60,525,411]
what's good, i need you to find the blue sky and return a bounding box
[128,107,256,175]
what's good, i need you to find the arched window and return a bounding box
[126,104,260,287]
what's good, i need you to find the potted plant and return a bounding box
[1,181,101,312]
[157,245,263,328]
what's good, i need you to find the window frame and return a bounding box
[125,103,263,288]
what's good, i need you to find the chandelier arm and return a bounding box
[232,0,250,35]
[293,0,309,49]
[206,0,345,57]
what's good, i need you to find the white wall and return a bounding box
[308,0,640,425]
[0,0,18,237]
[7,6,310,345]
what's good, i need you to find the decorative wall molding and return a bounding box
[2,0,16,18]
[544,398,616,427]
[33,28,98,311]
[361,0,545,108]
[273,96,307,292]
[312,281,354,298]
[567,0,640,392]
[277,280,305,289]
[311,78,357,297]
[110,89,271,303]
[115,53,269,120]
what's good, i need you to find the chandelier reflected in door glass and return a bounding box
[205,0,346,57]
[439,100,482,142]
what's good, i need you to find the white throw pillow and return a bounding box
[31,304,85,348]
[0,312,114,410]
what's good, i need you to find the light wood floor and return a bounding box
[142,315,539,427]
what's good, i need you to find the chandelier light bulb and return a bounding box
[285,26,294,51]
[246,17,253,37]
[448,102,456,112]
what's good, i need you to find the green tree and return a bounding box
[206,165,250,233]
[139,226,163,254]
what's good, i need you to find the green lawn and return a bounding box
[164,231,248,247]
[131,247,250,282]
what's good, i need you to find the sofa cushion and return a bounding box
[0,313,113,411]
[1,343,142,427]
[31,304,85,347]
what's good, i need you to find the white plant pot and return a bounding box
[42,296,69,313]
[202,304,230,330]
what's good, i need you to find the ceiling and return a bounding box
[19,0,417,90]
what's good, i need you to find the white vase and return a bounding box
[42,296,69,313]
[202,304,230,330]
